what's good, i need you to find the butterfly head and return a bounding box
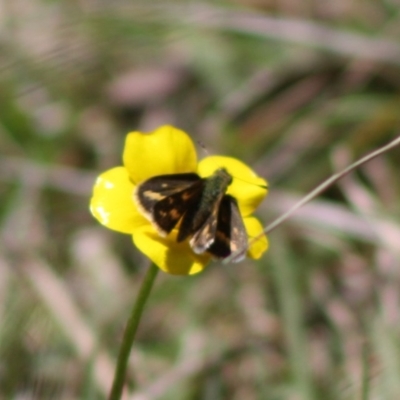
[213,167,233,184]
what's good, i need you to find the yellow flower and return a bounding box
[90,125,268,275]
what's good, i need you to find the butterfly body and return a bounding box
[135,168,247,260]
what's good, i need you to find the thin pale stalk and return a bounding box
[109,263,159,400]
[226,135,400,262]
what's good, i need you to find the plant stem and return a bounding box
[108,263,159,400]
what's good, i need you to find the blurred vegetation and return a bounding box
[1,0,400,399]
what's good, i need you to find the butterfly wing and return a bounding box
[189,201,220,254]
[135,173,203,235]
[205,195,248,261]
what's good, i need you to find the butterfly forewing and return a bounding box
[135,173,203,235]
[205,195,248,261]
[189,201,220,253]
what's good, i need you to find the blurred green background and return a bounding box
[1,0,400,399]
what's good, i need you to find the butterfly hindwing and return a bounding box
[135,173,203,235]
[189,200,220,254]
[205,195,248,261]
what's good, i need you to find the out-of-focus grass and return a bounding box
[1,1,400,399]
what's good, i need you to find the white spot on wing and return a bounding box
[190,236,215,254]
[231,252,246,263]
[105,181,114,189]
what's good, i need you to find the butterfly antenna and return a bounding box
[233,175,268,189]
[196,140,211,157]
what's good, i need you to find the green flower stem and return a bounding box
[109,263,159,400]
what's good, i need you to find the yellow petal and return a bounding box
[123,125,198,184]
[244,216,269,259]
[133,226,211,275]
[198,156,268,216]
[90,167,148,234]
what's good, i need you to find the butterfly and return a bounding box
[134,168,248,261]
